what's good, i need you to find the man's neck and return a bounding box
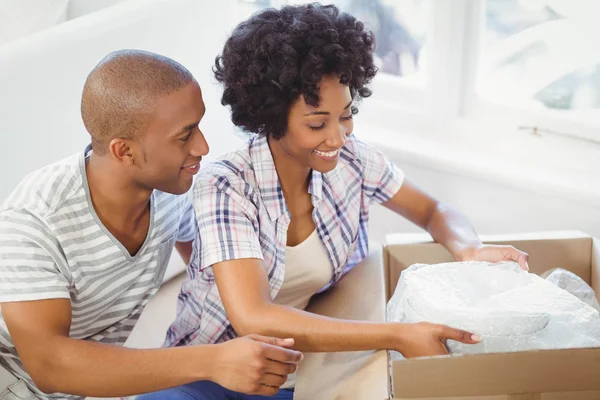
[86,154,152,230]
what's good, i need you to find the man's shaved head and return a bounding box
[81,49,194,155]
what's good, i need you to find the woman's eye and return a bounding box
[309,123,326,131]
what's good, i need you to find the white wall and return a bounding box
[0,0,69,46]
[1,0,598,248]
[0,0,251,203]
[361,120,600,243]
[368,160,600,243]
[67,0,129,19]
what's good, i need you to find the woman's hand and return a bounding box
[457,244,529,270]
[394,322,481,358]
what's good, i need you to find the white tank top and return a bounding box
[274,229,333,389]
[274,230,333,310]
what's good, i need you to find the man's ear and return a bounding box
[108,138,137,166]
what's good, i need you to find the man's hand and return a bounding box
[2,299,302,397]
[395,322,481,358]
[210,335,303,396]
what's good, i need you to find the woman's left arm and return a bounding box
[382,178,529,270]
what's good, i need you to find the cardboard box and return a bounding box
[384,231,600,400]
[294,231,600,400]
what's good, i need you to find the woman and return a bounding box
[150,3,529,399]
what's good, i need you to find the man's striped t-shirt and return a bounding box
[0,146,196,399]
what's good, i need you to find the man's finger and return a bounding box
[247,334,295,348]
[264,358,298,376]
[263,344,303,364]
[273,338,296,348]
[255,384,279,397]
[260,372,287,388]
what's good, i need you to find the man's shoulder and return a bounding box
[0,153,83,220]
[152,190,193,215]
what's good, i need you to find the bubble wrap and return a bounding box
[387,261,600,360]
[542,268,600,312]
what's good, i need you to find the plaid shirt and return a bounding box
[165,133,404,347]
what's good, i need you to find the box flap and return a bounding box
[384,231,591,247]
[391,348,600,398]
[385,242,454,299]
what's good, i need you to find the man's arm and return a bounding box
[1,299,301,397]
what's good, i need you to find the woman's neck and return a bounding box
[267,136,311,199]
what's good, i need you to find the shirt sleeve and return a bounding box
[0,209,70,302]
[192,174,263,271]
[176,192,197,243]
[356,137,405,204]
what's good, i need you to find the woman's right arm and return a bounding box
[213,258,480,357]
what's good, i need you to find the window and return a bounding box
[236,0,600,144]
[477,1,600,126]
[279,0,428,80]
[282,0,432,111]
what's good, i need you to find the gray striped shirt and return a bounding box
[0,147,196,399]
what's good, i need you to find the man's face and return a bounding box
[134,81,209,195]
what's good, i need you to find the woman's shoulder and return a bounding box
[196,141,259,196]
[338,133,378,170]
[200,137,252,173]
[343,134,382,159]
[336,134,397,181]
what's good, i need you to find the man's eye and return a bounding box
[180,131,192,141]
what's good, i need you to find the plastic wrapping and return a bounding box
[542,268,600,312]
[387,261,600,360]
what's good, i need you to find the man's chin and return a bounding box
[175,180,194,195]
[154,179,193,196]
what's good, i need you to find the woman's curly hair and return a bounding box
[214,3,378,139]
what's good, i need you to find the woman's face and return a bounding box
[275,75,354,174]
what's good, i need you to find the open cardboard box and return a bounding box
[294,231,600,400]
[384,231,600,400]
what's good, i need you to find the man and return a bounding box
[0,50,301,400]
